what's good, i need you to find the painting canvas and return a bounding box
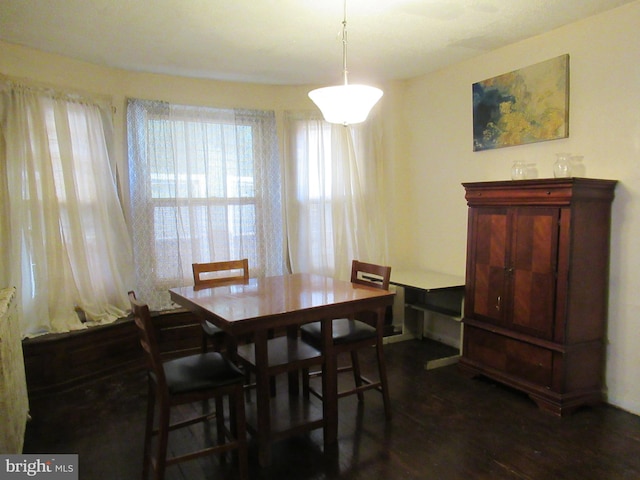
[472,54,569,151]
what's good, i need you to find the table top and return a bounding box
[390,270,465,291]
[169,272,395,334]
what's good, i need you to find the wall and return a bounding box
[395,1,640,415]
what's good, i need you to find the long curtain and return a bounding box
[127,99,283,311]
[283,111,388,281]
[0,79,134,337]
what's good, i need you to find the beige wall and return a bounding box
[396,1,640,415]
[1,0,638,415]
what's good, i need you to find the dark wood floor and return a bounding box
[23,339,640,480]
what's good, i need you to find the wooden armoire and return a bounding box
[458,178,617,416]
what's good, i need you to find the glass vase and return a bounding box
[553,153,572,178]
[511,161,526,180]
[570,155,585,177]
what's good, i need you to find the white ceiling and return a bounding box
[0,0,634,86]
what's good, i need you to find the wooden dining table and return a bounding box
[169,272,395,466]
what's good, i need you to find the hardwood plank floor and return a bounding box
[23,339,640,479]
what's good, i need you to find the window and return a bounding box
[283,112,387,280]
[1,81,133,336]
[127,100,283,310]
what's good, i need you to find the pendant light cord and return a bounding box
[342,0,349,86]
[307,0,382,125]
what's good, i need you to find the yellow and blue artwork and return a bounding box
[473,54,569,151]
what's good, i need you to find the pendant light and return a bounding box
[308,0,383,125]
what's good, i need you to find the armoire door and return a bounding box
[508,207,559,340]
[465,206,509,327]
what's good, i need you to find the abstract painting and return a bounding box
[472,54,569,151]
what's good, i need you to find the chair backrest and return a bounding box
[350,260,391,290]
[128,291,166,387]
[192,259,249,288]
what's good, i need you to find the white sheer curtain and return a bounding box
[283,111,388,281]
[0,79,134,337]
[127,99,284,311]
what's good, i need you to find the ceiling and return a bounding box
[0,0,634,86]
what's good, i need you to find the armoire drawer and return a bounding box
[464,325,553,387]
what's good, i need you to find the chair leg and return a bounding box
[142,382,156,480]
[232,385,249,480]
[350,351,365,403]
[270,376,277,397]
[215,396,226,446]
[154,400,171,480]
[375,340,392,419]
[201,331,209,353]
[224,334,238,360]
[244,370,253,402]
[301,367,310,398]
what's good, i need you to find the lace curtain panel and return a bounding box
[0,287,28,452]
[282,111,388,281]
[127,99,284,311]
[0,79,134,336]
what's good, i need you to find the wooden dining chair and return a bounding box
[192,259,249,353]
[300,260,393,419]
[128,291,248,480]
[193,259,283,399]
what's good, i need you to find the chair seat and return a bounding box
[300,318,376,348]
[202,319,225,337]
[163,352,244,394]
[236,336,323,374]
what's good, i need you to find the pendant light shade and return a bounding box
[308,0,383,125]
[309,84,383,125]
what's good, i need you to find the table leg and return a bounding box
[253,329,272,466]
[321,317,338,446]
[287,325,299,395]
[376,306,392,420]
